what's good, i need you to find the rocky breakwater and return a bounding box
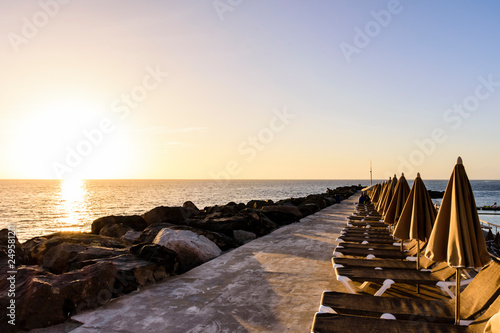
[0,185,361,331]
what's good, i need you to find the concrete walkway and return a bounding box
[66,195,357,333]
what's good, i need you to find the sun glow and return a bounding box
[55,178,89,232]
[6,99,135,179]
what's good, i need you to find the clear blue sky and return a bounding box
[1,0,499,180]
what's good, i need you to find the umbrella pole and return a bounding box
[416,240,420,293]
[455,268,461,325]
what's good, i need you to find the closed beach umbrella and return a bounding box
[384,173,410,225]
[375,179,389,213]
[394,173,436,270]
[380,175,398,215]
[371,183,381,203]
[424,157,491,325]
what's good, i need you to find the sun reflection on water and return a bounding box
[56,179,89,232]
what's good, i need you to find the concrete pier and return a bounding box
[63,196,357,333]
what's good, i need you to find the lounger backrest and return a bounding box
[461,260,500,319]
[467,295,500,333]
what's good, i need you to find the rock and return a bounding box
[428,190,445,199]
[130,243,179,276]
[91,215,147,234]
[183,201,200,212]
[140,223,177,243]
[261,210,298,226]
[0,262,117,331]
[0,228,26,265]
[262,205,302,219]
[99,223,133,238]
[190,211,277,238]
[140,223,238,251]
[42,243,88,274]
[121,230,142,244]
[153,229,221,272]
[23,232,127,265]
[233,230,257,244]
[246,199,274,209]
[304,195,327,209]
[68,247,129,271]
[142,206,193,225]
[298,203,319,217]
[85,254,159,295]
[167,225,239,251]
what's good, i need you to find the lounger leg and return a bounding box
[318,305,337,314]
[373,279,395,296]
[336,275,360,294]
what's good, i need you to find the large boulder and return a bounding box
[68,246,129,271]
[42,243,88,274]
[83,254,164,295]
[262,205,302,219]
[153,229,221,272]
[140,223,238,251]
[0,262,117,331]
[297,203,319,217]
[99,223,133,238]
[140,223,176,243]
[182,201,200,212]
[190,211,277,237]
[168,225,239,251]
[142,206,194,225]
[121,230,142,244]
[233,230,257,244]
[23,232,127,265]
[261,205,302,225]
[130,243,179,277]
[91,215,147,234]
[246,199,274,209]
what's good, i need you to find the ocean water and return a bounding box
[1,179,499,243]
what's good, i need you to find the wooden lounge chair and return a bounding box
[333,261,465,297]
[347,220,388,228]
[337,234,396,245]
[332,255,435,270]
[333,239,423,260]
[340,227,391,235]
[319,260,500,323]
[336,239,415,251]
[311,294,500,333]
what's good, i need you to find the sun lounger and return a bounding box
[337,234,396,245]
[332,255,435,270]
[335,239,414,251]
[333,261,466,297]
[333,239,423,260]
[311,294,500,333]
[340,228,391,235]
[319,260,500,323]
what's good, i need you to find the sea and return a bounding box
[1,179,499,243]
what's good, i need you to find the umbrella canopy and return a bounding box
[379,175,398,215]
[375,179,389,212]
[370,183,382,203]
[384,173,410,225]
[424,157,491,325]
[393,173,436,242]
[424,158,490,268]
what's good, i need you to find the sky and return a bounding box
[1,0,499,180]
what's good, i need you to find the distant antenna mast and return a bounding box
[370,160,373,186]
